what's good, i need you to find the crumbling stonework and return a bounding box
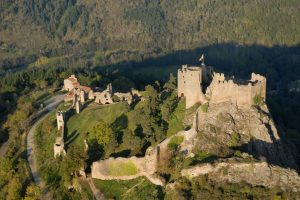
[54,137,66,157]
[178,65,266,109]
[114,92,133,104]
[63,75,91,102]
[54,111,66,157]
[91,146,164,185]
[56,111,65,130]
[206,72,266,108]
[94,84,114,104]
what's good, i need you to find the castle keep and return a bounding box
[178,64,266,109]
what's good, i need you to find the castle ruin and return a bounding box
[178,64,266,109]
[56,111,65,130]
[54,111,66,157]
[94,83,114,104]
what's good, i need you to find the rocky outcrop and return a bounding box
[181,160,300,192]
[194,102,298,170]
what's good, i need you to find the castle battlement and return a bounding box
[178,63,266,109]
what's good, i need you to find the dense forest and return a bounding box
[0,0,300,72]
[0,0,300,199]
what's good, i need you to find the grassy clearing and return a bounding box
[106,160,139,176]
[66,102,130,146]
[93,177,163,200]
[93,178,144,199]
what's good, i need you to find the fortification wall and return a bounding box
[207,72,266,108]
[208,79,252,107]
[251,73,267,99]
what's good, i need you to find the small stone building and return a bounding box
[63,75,92,102]
[64,75,80,91]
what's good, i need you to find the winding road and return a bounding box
[26,94,105,200]
[27,94,64,199]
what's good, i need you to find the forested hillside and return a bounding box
[0,0,300,72]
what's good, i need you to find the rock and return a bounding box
[181,160,300,192]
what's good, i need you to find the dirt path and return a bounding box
[86,177,106,200]
[27,94,64,199]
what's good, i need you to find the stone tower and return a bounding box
[178,65,203,108]
[80,90,85,103]
[73,91,81,114]
[75,98,81,114]
[54,112,66,157]
[56,111,65,130]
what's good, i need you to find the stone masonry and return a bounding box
[178,64,266,109]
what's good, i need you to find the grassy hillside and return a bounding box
[0,0,300,72]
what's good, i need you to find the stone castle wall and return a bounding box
[207,72,266,108]
[178,65,266,109]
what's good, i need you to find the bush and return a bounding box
[167,136,184,150]
[230,132,240,147]
[201,103,209,113]
[253,94,263,105]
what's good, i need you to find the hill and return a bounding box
[1,0,300,72]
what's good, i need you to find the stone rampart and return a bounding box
[206,72,266,108]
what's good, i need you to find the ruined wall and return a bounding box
[251,73,267,100]
[56,111,65,130]
[206,72,266,108]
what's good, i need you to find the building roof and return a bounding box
[67,77,78,83]
[77,85,92,92]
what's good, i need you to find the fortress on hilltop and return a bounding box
[178,58,266,109]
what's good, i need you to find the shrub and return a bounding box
[167,136,184,150]
[201,103,209,113]
[230,132,240,147]
[253,94,263,105]
[234,150,242,157]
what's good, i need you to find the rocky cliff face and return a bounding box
[193,102,298,170]
[181,159,300,192]
[180,102,300,192]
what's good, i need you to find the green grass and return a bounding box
[66,102,130,146]
[106,160,139,176]
[93,178,145,199]
[167,135,184,150]
[167,99,185,136]
[78,179,94,200]
[194,150,212,161]
[34,110,61,184]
